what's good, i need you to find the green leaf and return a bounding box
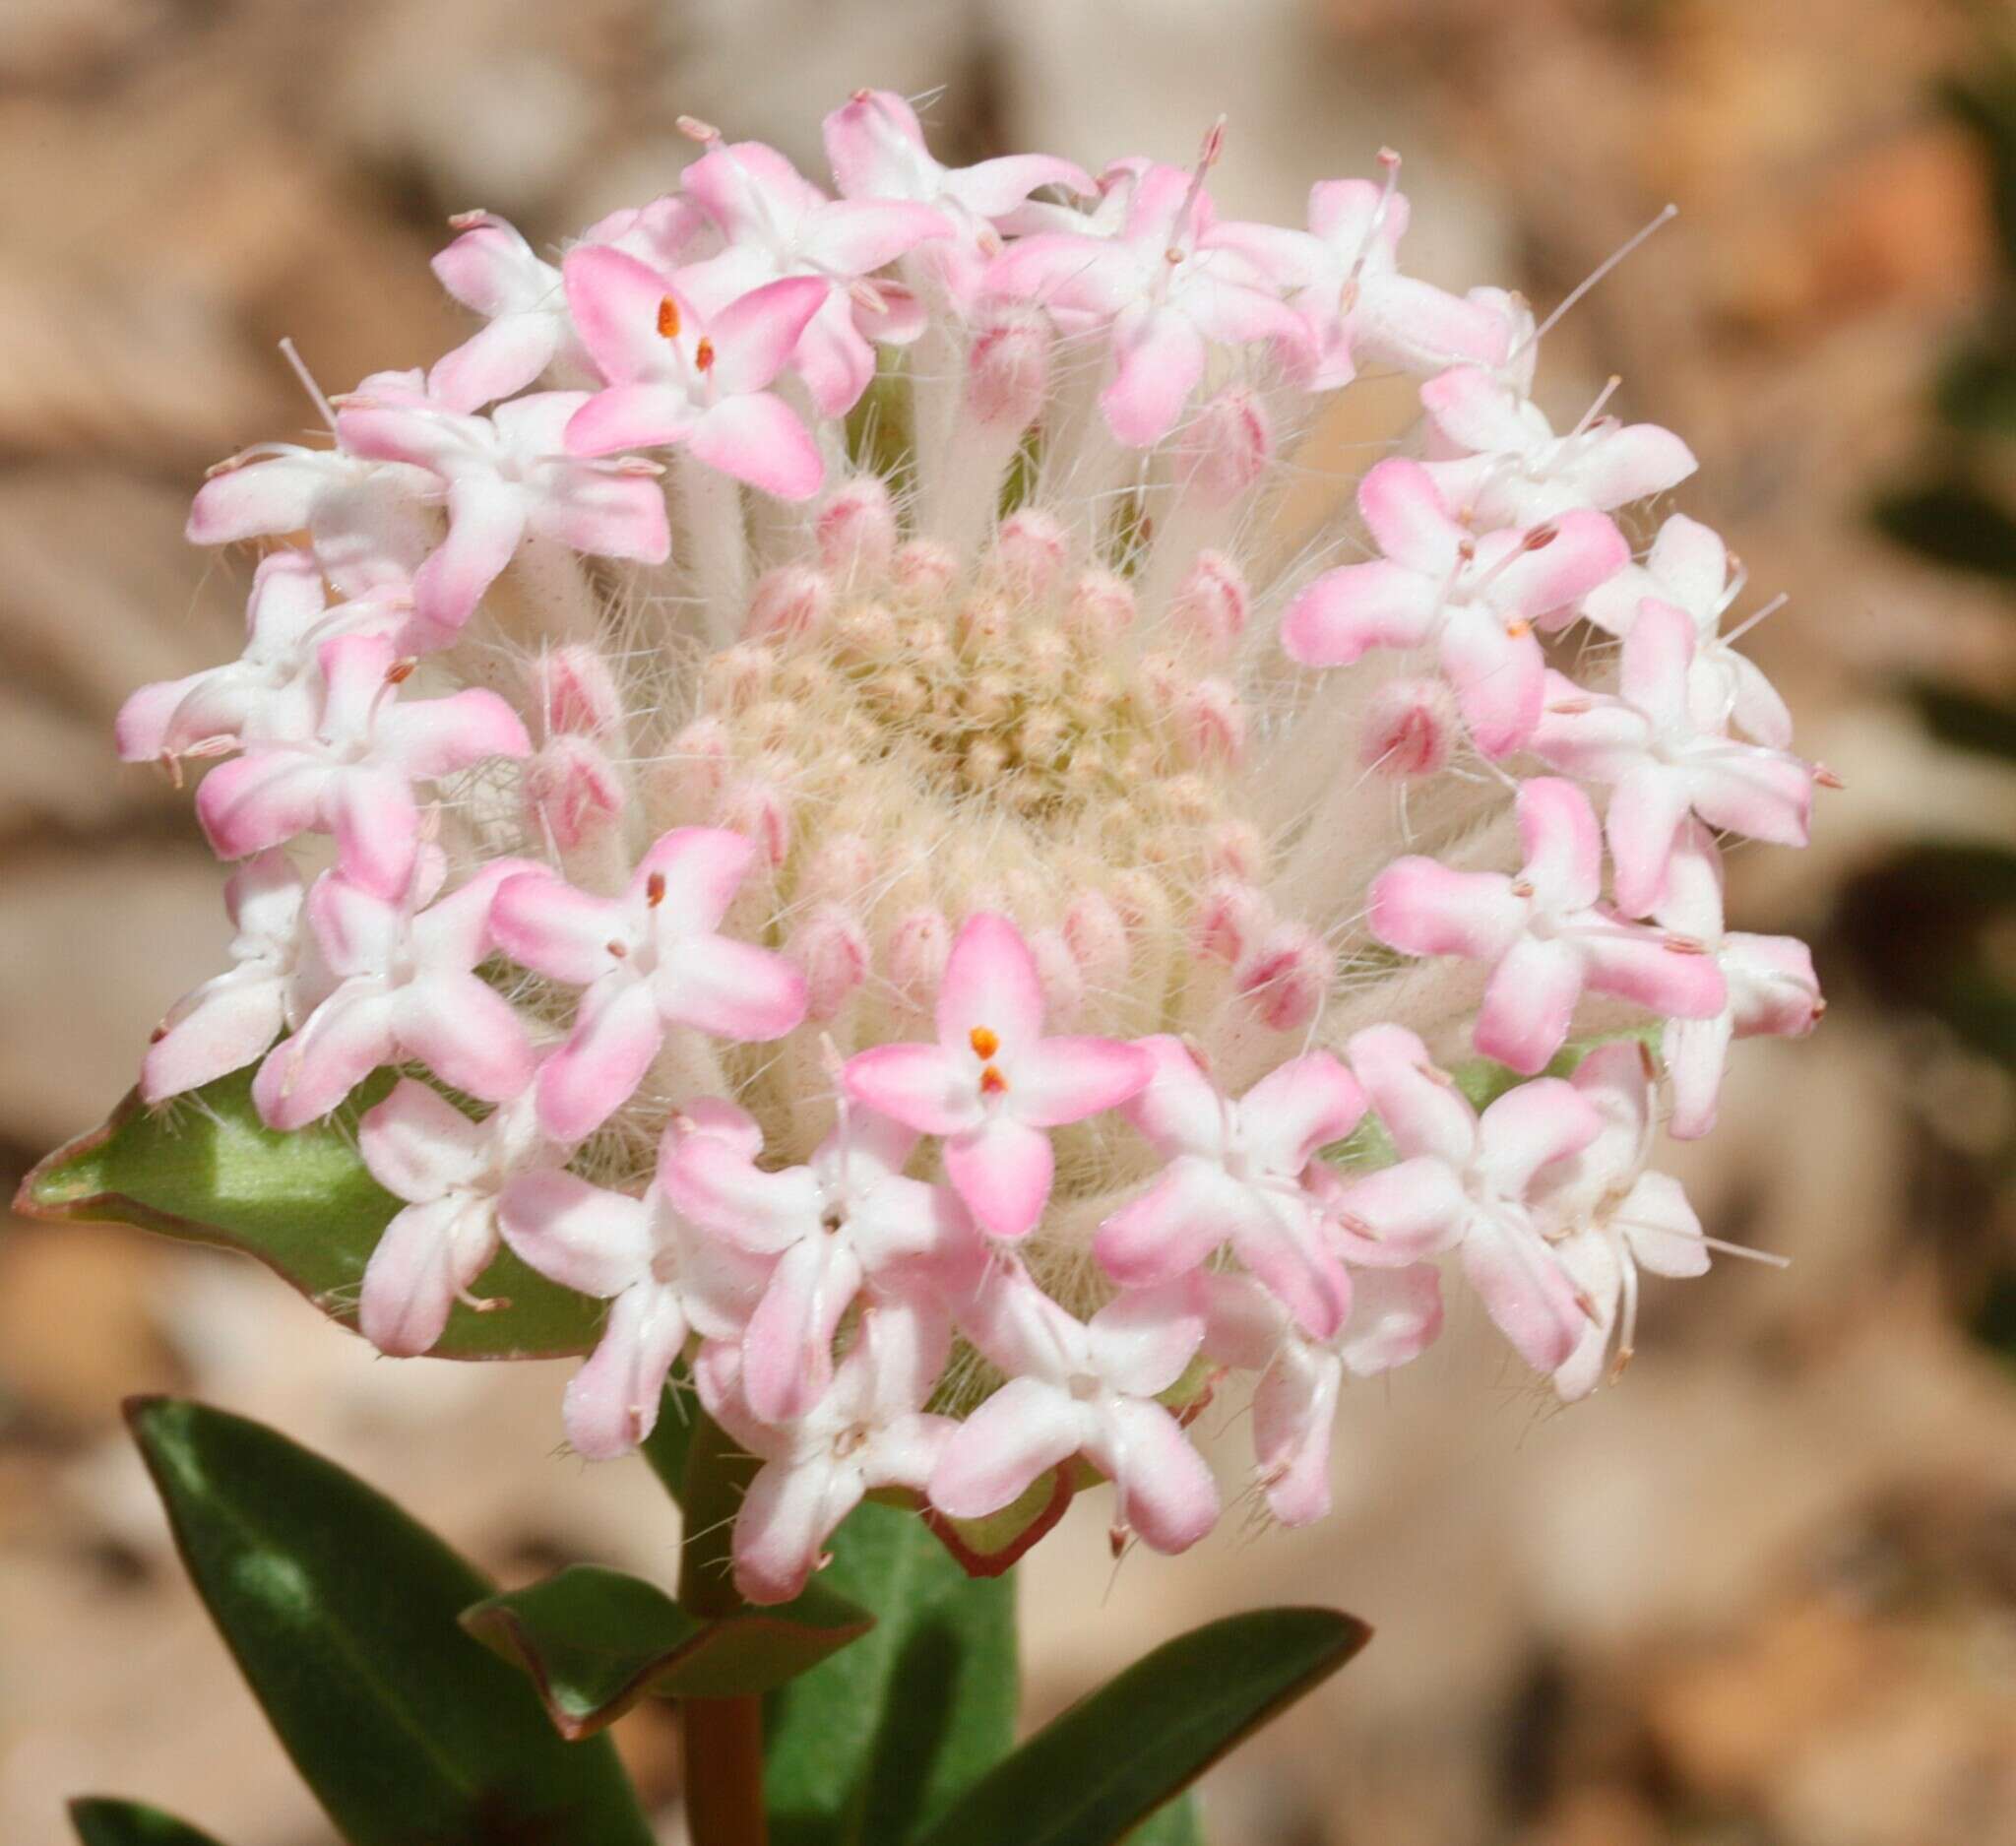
[1872,481,2016,578]
[462,1563,874,1739]
[913,1607,1372,1846]
[921,1465,1076,1577]
[17,1069,601,1359]
[637,1380,697,1507]
[126,1397,655,1846]
[1908,681,2016,762]
[1124,1793,1208,1846]
[69,1800,231,1846]
[765,1499,1018,1845]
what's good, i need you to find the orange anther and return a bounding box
[970,1025,1000,1059]
[694,337,716,372]
[658,296,681,340]
[979,1063,1009,1096]
[646,871,665,907]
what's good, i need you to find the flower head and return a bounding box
[124,95,1821,1598]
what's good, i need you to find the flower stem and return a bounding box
[677,1405,769,1846]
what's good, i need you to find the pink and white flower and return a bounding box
[428,213,592,412]
[1281,458,1628,757]
[492,828,807,1141]
[697,1300,956,1603]
[844,913,1153,1240]
[1097,1038,1366,1338]
[335,389,671,638]
[1531,598,1814,914]
[357,1080,564,1358]
[1339,1025,1603,1371]
[195,633,531,900]
[251,852,536,1130]
[662,1101,976,1423]
[1367,777,1727,1073]
[561,248,830,497]
[932,1262,1218,1553]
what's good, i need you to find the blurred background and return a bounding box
[4,0,2016,1840]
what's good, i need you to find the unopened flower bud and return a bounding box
[891,540,959,603]
[1360,676,1457,778]
[1180,678,1246,765]
[1062,891,1130,995]
[966,304,1050,429]
[1030,925,1084,1027]
[1065,569,1137,647]
[990,510,1069,601]
[817,477,898,579]
[532,646,624,737]
[718,775,792,869]
[524,734,625,851]
[887,907,951,1008]
[1182,388,1274,509]
[1170,552,1248,657]
[789,902,870,1020]
[801,833,879,905]
[658,717,732,816]
[1196,880,1271,965]
[748,564,835,639]
[1237,923,1329,1032]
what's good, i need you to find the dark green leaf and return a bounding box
[766,1499,1018,1845]
[126,1397,655,1846]
[637,1380,696,1508]
[17,1070,601,1359]
[1124,1794,1207,1845]
[1872,481,2016,578]
[462,1563,874,1739]
[922,1466,1076,1577]
[1907,681,2016,762]
[914,1607,1371,1846]
[69,1799,231,1846]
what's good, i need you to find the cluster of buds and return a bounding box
[124,92,1823,1604]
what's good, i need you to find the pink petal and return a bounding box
[251,991,397,1130]
[1120,1035,1227,1157]
[1686,750,1812,850]
[561,245,679,386]
[536,975,664,1140]
[141,974,286,1103]
[530,469,671,564]
[497,1171,653,1296]
[378,687,531,779]
[937,912,1045,1055]
[358,1197,482,1357]
[741,1237,864,1424]
[356,1079,484,1200]
[491,872,624,987]
[1096,1162,1240,1289]
[1620,597,1698,732]
[565,383,696,457]
[1438,605,1545,759]
[662,1138,821,1252]
[1354,274,1512,374]
[326,766,421,901]
[1011,1036,1153,1128]
[1490,510,1629,624]
[957,153,1094,217]
[1662,1011,1733,1140]
[732,1451,864,1606]
[1239,1052,1367,1174]
[654,933,807,1041]
[944,1114,1054,1241]
[1101,302,1208,448]
[1368,859,1526,962]
[1606,764,1695,916]
[1419,365,1536,455]
[429,312,562,414]
[633,825,756,930]
[1476,1077,1604,1196]
[1581,927,1728,1020]
[1355,458,1462,574]
[709,275,835,394]
[1347,1024,1477,1167]
[795,200,948,277]
[1232,1198,1353,1340]
[845,1042,976,1137]
[1336,1264,1443,1376]
[1460,1216,1584,1373]
[564,1282,689,1458]
[1516,778,1604,911]
[686,392,825,500]
[195,754,328,863]
[1332,1157,1467,1257]
[1086,1398,1220,1553]
[186,453,321,544]
[1475,936,1586,1075]
[928,1376,1084,1520]
[1252,1345,1340,1526]
[1280,561,1438,667]
[1572,421,1697,508]
[396,972,534,1102]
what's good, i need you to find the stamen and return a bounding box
[676,114,721,145]
[695,337,716,372]
[278,337,340,434]
[1520,203,1678,355]
[658,296,681,340]
[646,871,666,907]
[384,659,417,686]
[970,1026,1000,1059]
[1720,591,1789,648]
[1568,375,1622,440]
[979,1063,1009,1095]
